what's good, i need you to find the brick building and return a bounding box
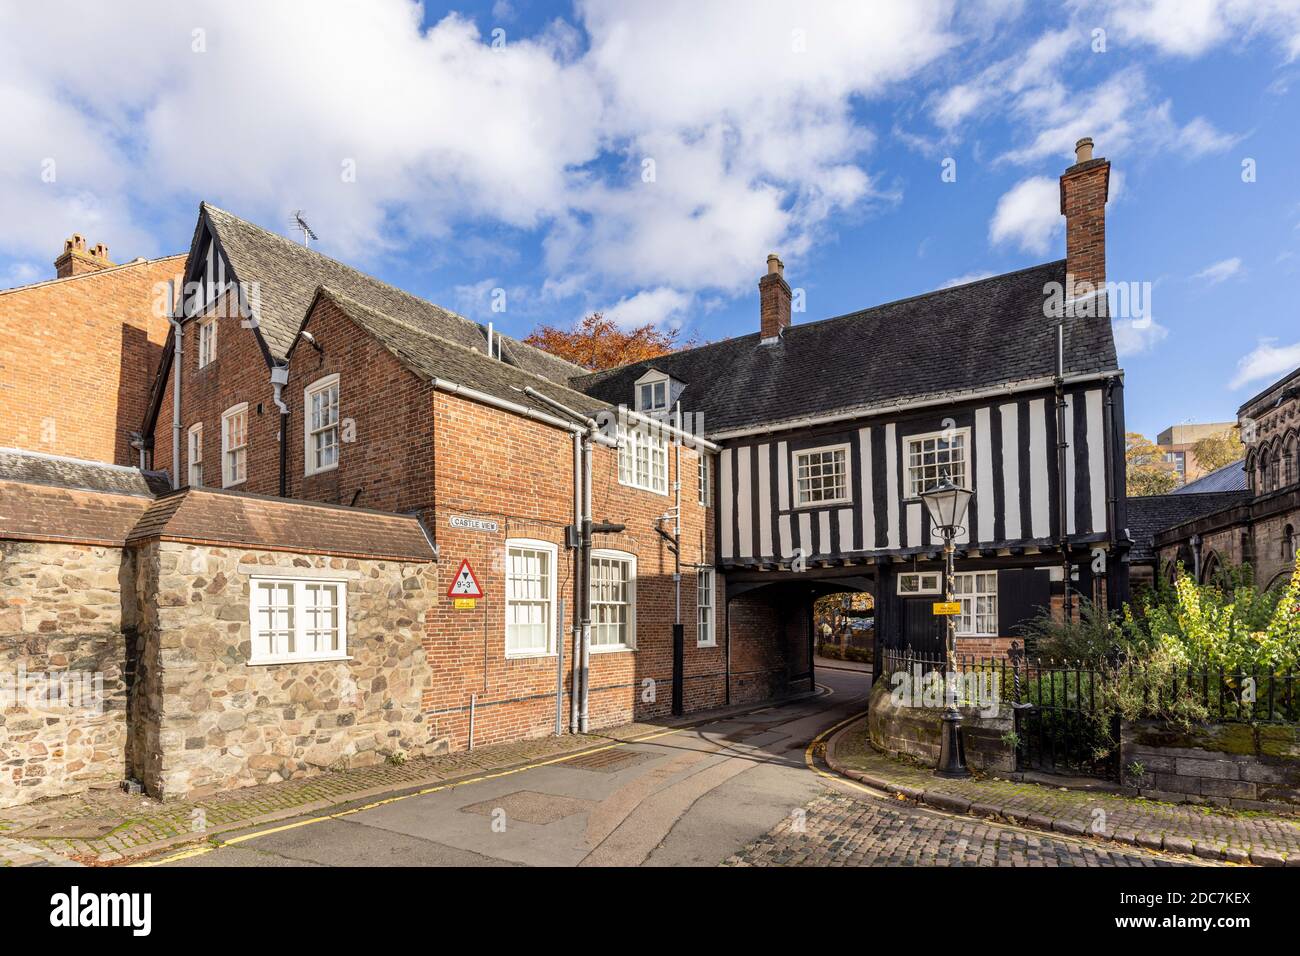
[4,137,1132,806]
[0,235,184,465]
[1155,421,1238,487]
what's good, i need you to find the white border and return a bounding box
[504,538,559,658]
[303,373,341,477]
[792,442,853,508]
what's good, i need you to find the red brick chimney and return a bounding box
[759,253,791,342]
[1059,137,1109,295]
[54,234,115,278]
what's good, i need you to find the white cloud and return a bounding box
[1229,339,1300,389]
[1193,256,1243,283]
[602,287,693,329]
[989,177,1061,255]
[1086,0,1300,61]
[940,270,995,288]
[1112,317,1170,356]
[0,0,959,309]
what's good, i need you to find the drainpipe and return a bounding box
[579,436,593,733]
[671,403,684,716]
[271,363,289,497]
[167,281,183,490]
[1054,321,1072,620]
[1102,376,1119,607]
[570,431,582,734]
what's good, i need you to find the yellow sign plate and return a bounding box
[932,601,960,615]
[453,598,477,610]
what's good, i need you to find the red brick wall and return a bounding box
[145,289,802,751]
[423,389,730,749]
[151,289,282,492]
[0,256,184,465]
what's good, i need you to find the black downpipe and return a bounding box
[279,409,289,498]
[671,624,684,716]
[724,593,731,706]
[1055,323,1072,620]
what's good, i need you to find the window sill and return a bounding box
[697,641,717,649]
[247,653,352,667]
[590,644,635,654]
[304,463,339,478]
[223,478,246,489]
[505,651,557,661]
[792,499,852,510]
[617,479,670,497]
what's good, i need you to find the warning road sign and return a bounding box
[447,559,484,599]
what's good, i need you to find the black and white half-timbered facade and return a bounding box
[580,138,1129,665]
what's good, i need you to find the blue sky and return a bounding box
[2,1,1298,438]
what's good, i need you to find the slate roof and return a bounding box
[1174,459,1247,495]
[128,486,436,562]
[574,261,1118,435]
[200,203,583,385]
[312,287,613,422]
[1125,492,1250,561]
[0,448,170,497]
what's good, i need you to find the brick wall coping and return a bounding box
[0,253,185,297]
[0,479,151,547]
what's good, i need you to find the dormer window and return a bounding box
[634,370,670,414]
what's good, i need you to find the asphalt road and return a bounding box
[153,666,1183,867]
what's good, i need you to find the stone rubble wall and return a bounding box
[0,541,130,808]
[867,674,1016,774]
[136,541,437,801]
[1121,719,1300,810]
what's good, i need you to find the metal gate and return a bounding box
[1011,659,1120,780]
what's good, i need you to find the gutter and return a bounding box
[431,377,619,447]
[707,370,1120,441]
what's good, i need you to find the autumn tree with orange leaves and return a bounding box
[524,312,685,371]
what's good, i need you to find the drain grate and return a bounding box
[561,748,654,773]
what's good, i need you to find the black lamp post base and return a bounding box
[935,709,971,778]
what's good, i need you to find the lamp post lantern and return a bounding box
[919,477,974,779]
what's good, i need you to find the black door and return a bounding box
[900,597,944,657]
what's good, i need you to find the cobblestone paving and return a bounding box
[725,792,1181,867]
[830,722,1300,864]
[0,721,667,866]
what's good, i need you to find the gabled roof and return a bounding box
[1174,459,1247,495]
[197,203,584,384]
[310,287,613,423]
[574,261,1119,436]
[0,479,153,547]
[1125,491,1250,562]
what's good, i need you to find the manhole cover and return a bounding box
[17,818,121,839]
[561,748,654,773]
[459,790,593,826]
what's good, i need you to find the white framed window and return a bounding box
[591,549,636,651]
[197,316,217,369]
[221,403,248,487]
[953,571,998,637]
[906,428,969,498]
[793,443,851,507]
[186,422,203,487]
[897,571,942,596]
[248,576,347,664]
[635,372,669,413]
[619,424,669,495]
[505,539,557,657]
[304,374,340,476]
[697,567,715,647]
[698,453,711,507]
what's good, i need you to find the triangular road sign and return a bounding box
[447,558,484,598]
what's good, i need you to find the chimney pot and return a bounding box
[766,253,783,276]
[1074,137,1094,164]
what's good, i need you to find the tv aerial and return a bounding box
[290,210,319,248]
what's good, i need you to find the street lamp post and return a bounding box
[919,477,974,779]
